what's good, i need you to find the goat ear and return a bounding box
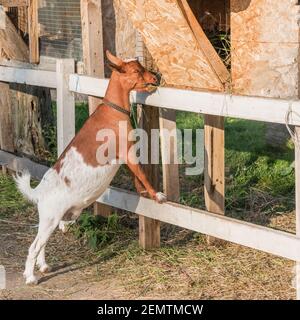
[106,50,123,67]
[108,62,124,73]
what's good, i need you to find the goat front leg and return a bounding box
[126,162,166,203]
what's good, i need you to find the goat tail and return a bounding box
[14,170,38,204]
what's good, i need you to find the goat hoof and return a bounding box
[59,221,74,233]
[155,192,167,204]
[25,275,38,286]
[39,264,51,274]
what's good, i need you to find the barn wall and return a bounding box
[231,0,300,99]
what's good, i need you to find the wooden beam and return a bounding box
[97,186,300,262]
[138,105,161,249]
[56,59,75,156]
[81,0,104,114]
[204,115,225,244]
[80,0,110,217]
[2,69,300,127]
[135,34,162,249]
[0,56,57,71]
[0,82,14,152]
[0,150,48,180]
[178,0,230,85]
[159,108,180,202]
[69,75,300,126]
[0,1,28,7]
[28,0,39,64]
[0,66,56,88]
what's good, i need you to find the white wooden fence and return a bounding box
[1,58,300,298]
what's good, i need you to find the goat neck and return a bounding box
[103,71,131,113]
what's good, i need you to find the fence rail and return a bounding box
[1,62,300,125]
[69,74,300,126]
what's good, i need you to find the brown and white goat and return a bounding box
[15,51,166,285]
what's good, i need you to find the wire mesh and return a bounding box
[38,0,82,61]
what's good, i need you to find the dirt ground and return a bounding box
[0,200,297,300]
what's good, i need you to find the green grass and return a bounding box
[0,174,31,217]
[176,111,295,216]
[72,212,121,250]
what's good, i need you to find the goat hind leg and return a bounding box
[24,213,62,285]
[59,209,81,233]
[36,246,51,273]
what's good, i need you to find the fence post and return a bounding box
[204,115,225,244]
[159,108,180,202]
[56,59,75,156]
[0,82,14,153]
[28,0,39,64]
[138,105,161,249]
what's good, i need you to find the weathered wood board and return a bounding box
[118,0,225,91]
[231,0,300,98]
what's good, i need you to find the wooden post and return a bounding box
[81,0,111,217]
[81,0,104,114]
[56,59,75,156]
[295,126,300,299]
[138,105,161,249]
[28,0,39,64]
[135,31,162,249]
[159,108,180,202]
[1,164,7,175]
[204,115,225,244]
[0,82,14,153]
